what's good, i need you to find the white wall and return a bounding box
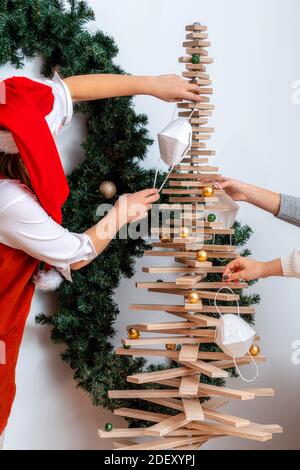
[3,0,300,450]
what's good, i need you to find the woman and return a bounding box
[218,177,300,282]
[0,71,203,444]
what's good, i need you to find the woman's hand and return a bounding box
[148,74,204,103]
[215,177,253,202]
[115,188,160,224]
[223,257,283,282]
[206,176,281,216]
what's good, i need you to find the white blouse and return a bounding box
[0,73,97,281]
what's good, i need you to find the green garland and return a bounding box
[0,0,259,422]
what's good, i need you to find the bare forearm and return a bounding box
[70,208,122,270]
[244,184,280,216]
[261,258,283,278]
[64,74,156,101]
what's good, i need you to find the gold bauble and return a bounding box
[202,185,214,197]
[166,344,177,351]
[179,227,190,238]
[249,344,260,357]
[187,292,200,304]
[197,250,208,262]
[99,181,117,199]
[159,233,172,243]
[127,328,140,339]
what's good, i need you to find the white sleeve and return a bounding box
[0,185,97,282]
[38,71,73,136]
[281,250,300,279]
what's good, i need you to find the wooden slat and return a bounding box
[127,366,199,385]
[182,398,204,421]
[181,361,229,379]
[145,412,191,437]
[179,344,199,362]
[188,422,272,442]
[130,304,255,315]
[118,435,208,451]
[179,375,200,396]
[122,336,206,347]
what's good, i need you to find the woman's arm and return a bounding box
[222,257,283,282]
[71,189,159,270]
[63,74,203,103]
[0,181,159,279]
[215,177,281,215]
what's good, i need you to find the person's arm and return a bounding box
[222,257,283,283]
[63,74,203,103]
[214,177,281,215]
[0,181,159,279]
[71,189,158,270]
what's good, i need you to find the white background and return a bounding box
[2,0,300,450]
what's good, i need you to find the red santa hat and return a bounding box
[0,75,69,224]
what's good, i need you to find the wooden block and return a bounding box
[177,102,215,110]
[98,428,145,438]
[186,53,214,62]
[122,336,205,347]
[198,383,256,401]
[187,149,216,155]
[113,440,139,448]
[182,398,204,421]
[130,303,255,315]
[183,40,211,47]
[202,398,229,410]
[185,24,208,32]
[127,366,199,385]
[179,344,199,362]
[128,321,201,332]
[186,32,209,40]
[243,388,275,397]
[192,126,214,133]
[118,435,209,451]
[136,281,245,290]
[189,422,272,442]
[179,110,213,117]
[179,375,200,396]
[114,407,167,423]
[175,273,206,286]
[181,361,229,379]
[145,412,191,437]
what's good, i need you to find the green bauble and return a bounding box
[191,54,200,64]
[105,423,113,432]
[123,344,131,349]
[207,214,216,222]
[156,279,164,283]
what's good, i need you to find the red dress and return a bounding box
[0,242,39,434]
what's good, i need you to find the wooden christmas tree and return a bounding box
[98,22,282,450]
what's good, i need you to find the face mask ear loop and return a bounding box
[233,354,259,383]
[153,157,162,190]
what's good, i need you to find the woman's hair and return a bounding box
[0,151,32,188]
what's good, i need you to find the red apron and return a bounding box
[0,243,39,434]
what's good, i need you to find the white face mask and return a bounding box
[214,287,259,383]
[158,118,192,167]
[207,184,239,229]
[153,106,196,192]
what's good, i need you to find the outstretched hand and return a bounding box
[223,257,283,283]
[150,74,205,103]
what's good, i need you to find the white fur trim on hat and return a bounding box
[33,269,64,291]
[0,130,18,154]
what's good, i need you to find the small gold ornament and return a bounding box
[249,344,260,357]
[159,233,172,243]
[202,185,214,197]
[99,181,117,199]
[197,250,208,262]
[179,227,190,238]
[166,344,176,351]
[187,292,200,304]
[127,328,140,339]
